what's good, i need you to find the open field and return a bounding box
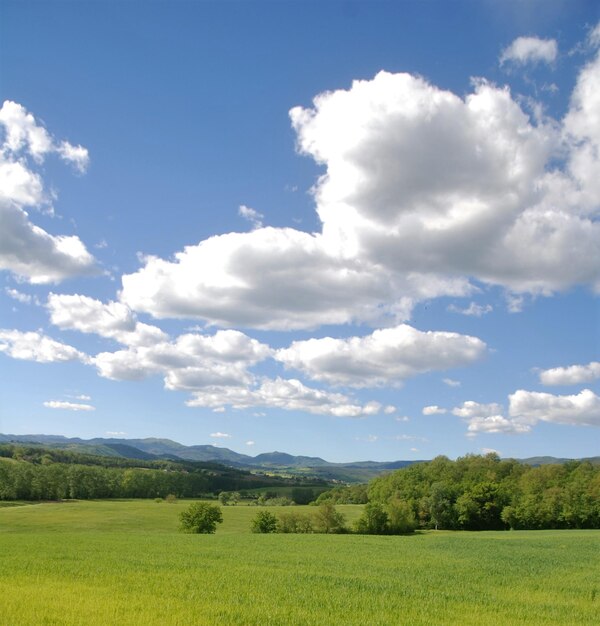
[0,500,598,625]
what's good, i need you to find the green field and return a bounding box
[0,500,598,625]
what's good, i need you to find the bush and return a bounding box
[314,503,347,534]
[277,511,314,533]
[387,499,417,534]
[257,495,294,506]
[179,502,223,534]
[354,502,389,535]
[251,510,278,533]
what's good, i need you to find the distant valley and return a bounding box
[1,433,598,483]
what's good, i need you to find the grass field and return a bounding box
[0,500,598,625]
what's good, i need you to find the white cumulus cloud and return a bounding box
[452,400,530,436]
[93,329,271,386]
[0,101,97,284]
[186,377,383,418]
[47,293,168,347]
[276,324,486,387]
[539,361,600,386]
[508,388,600,427]
[290,60,600,297]
[119,51,600,329]
[0,329,88,363]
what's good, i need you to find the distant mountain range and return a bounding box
[0,433,418,482]
[1,433,598,483]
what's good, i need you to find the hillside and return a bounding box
[1,434,597,483]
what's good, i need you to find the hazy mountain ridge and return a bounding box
[1,434,597,478]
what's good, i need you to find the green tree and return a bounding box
[291,487,315,505]
[354,502,389,534]
[250,510,278,533]
[179,502,223,534]
[456,482,505,530]
[387,498,417,534]
[314,503,347,534]
[277,511,314,533]
[426,482,456,530]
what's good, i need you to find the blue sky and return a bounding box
[1,0,599,462]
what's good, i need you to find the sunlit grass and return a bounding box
[0,500,598,625]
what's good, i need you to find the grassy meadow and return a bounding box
[0,500,598,625]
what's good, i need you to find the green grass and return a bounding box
[0,500,598,625]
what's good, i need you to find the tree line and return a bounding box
[320,453,600,531]
[0,444,312,500]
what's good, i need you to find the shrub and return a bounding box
[354,502,389,535]
[314,503,347,534]
[251,510,278,533]
[387,499,417,534]
[179,502,223,534]
[277,511,314,533]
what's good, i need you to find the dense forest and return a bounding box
[0,444,317,500]
[319,454,600,531]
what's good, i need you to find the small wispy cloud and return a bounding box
[5,288,40,306]
[443,378,461,387]
[355,434,378,443]
[448,302,492,317]
[43,400,95,411]
[506,293,525,313]
[245,440,255,446]
[106,431,127,436]
[422,405,447,415]
[238,204,264,229]
[210,432,232,439]
[481,447,501,456]
[500,36,558,67]
[70,394,91,401]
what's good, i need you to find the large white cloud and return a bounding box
[120,40,600,330]
[120,226,469,329]
[276,324,486,387]
[509,388,600,427]
[0,101,97,283]
[0,329,88,364]
[0,100,89,170]
[539,361,600,386]
[291,65,600,294]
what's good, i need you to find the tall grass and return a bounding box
[0,500,598,625]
